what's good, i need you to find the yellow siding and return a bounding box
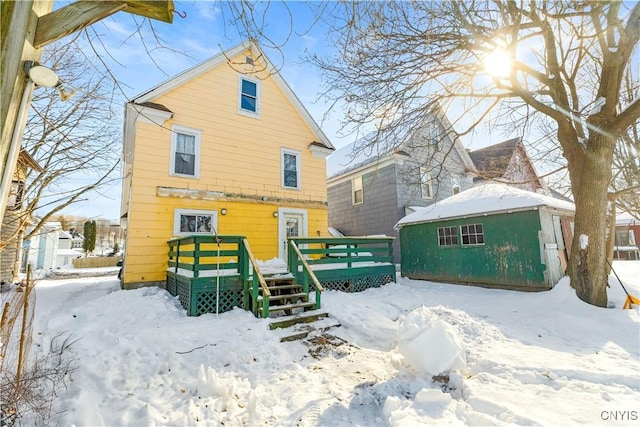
[123,48,330,287]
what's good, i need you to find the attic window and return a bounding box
[451,174,461,195]
[238,76,260,117]
[245,56,254,65]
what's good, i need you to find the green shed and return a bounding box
[395,184,575,291]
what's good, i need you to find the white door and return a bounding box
[278,208,308,261]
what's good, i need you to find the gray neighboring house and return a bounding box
[326,108,476,261]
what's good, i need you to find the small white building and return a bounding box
[23,222,83,271]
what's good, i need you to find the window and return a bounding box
[451,174,461,195]
[427,121,439,143]
[239,76,260,116]
[461,223,484,245]
[352,176,363,205]
[173,209,218,236]
[282,149,301,189]
[420,167,433,199]
[7,180,24,210]
[438,226,458,246]
[170,126,201,178]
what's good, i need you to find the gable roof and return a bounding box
[129,40,334,150]
[468,137,521,179]
[18,149,43,172]
[395,183,575,229]
[327,105,475,179]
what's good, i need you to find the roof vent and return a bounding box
[245,56,254,65]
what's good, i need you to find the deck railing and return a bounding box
[289,240,323,309]
[241,238,271,317]
[287,236,396,292]
[168,235,245,278]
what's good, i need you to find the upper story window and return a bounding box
[420,167,433,199]
[282,149,301,189]
[7,180,24,211]
[451,174,461,195]
[170,125,201,178]
[352,176,363,205]
[427,121,439,143]
[239,76,260,117]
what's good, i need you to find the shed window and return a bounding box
[461,223,484,245]
[438,226,458,246]
[352,176,363,205]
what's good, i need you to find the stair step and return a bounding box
[264,275,294,283]
[270,311,331,330]
[265,284,301,291]
[259,301,316,314]
[259,292,308,303]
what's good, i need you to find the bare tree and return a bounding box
[610,71,640,219]
[224,1,640,307]
[19,41,121,241]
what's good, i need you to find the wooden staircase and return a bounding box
[256,274,317,318]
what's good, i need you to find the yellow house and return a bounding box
[120,41,335,289]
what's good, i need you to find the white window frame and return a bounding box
[170,125,201,179]
[238,75,261,118]
[460,223,485,246]
[420,167,433,199]
[438,226,458,246]
[451,174,461,195]
[281,148,301,190]
[173,209,218,236]
[352,176,364,205]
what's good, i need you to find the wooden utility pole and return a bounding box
[0,0,173,226]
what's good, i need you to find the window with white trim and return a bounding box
[438,226,458,246]
[461,223,484,245]
[352,176,363,205]
[420,167,433,199]
[282,149,301,189]
[451,174,461,195]
[173,209,218,236]
[170,126,201,178]
[238,76,260,116]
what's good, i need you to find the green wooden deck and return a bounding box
[167,235,395,317]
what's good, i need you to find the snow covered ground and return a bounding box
[27,261,640,426]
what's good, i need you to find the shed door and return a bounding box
[544,243,563,286]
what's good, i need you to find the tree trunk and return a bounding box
[568,135,616,308]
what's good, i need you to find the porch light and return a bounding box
[273,211,279,218]
[26,61,59,87]
[25,61,76,101]
[220,208,227,215]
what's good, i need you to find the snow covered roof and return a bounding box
[616,212,639,226]
[395,183,575,229]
